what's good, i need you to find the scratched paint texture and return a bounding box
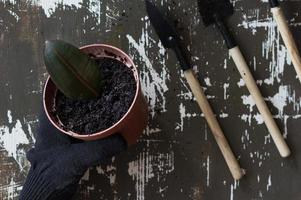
[1,0,301,199]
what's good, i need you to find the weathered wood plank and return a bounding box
[1,0,301,199]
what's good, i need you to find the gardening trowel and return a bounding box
[197,0,291,157]
[145,0,244,180]
[269,0,301,83]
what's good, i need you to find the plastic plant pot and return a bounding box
[43,44,149,145]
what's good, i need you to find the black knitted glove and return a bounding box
[19,110,127,200]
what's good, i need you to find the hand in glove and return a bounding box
[20,110,127,200]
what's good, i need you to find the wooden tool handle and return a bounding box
[271,7,301,82]
[229,46,291,157]
[184,69,244,180]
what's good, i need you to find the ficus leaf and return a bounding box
[44,40,103,99]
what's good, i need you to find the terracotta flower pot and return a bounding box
[43,44,148,145]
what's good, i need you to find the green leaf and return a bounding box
[44,40,103,99]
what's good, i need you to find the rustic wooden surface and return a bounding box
[1,0,301,199]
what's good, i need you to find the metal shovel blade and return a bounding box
[145,0,179,48]
[197,0,234,27]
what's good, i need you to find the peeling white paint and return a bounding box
[0,177,22,199]
[206,156,210,187]
[0,117,30,170]
[177,83,193,100]
[128,150,174,200]
[269,85,289,116]
[266,174,272,191]
[176,103,198,131]
[5,0,102,19]
[220,112,229,118]
[241,129,250,150]
[178,103,186,132]
[35,0,81,17]
[254,113,264,125]
[239,8,293,85]
[127,24,169,117]
[204,77,212,87]
[237,78,245,88]
[96,161,117,186]
[7,110,12,123]
[223,83,230,100]
[241,95,256,112]
[229,180,240,200]
[224,58,228,69]
[230,184,234,200]
[264,134,271,145]
[7,10,20,21]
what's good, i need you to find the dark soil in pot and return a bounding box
[53,57,136,134]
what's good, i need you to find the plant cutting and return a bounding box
[43,40,148,144]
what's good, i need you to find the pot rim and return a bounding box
[43,43,140,139]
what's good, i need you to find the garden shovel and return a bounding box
[269,0,301,83]
[146,0,244,180]
[197,0,291,157]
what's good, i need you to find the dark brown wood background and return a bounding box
[1,0,301,199]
